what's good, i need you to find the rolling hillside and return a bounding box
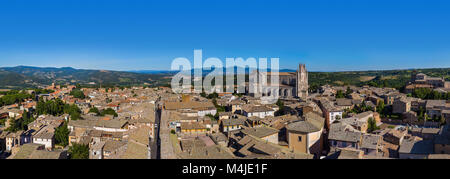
[309,68,450,90]
[0,66,172,89]
[0,66,449,90]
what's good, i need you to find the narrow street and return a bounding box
[160,110,177,159]
[150,103,162,159]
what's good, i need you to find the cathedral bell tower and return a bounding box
[296,64,308,101]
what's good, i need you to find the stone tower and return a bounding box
[296,64,308,100]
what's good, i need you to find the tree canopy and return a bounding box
[68,143,89,159]
[367,117,380,133]
[100,108,118,117]
[412,88,450,100]
[36,98,82,120]
[336,90,345,99]
[55,122,70,147]
[69,89,86,99]
[0,91,32,107]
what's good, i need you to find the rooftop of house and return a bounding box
[328,123,362,143]
[209,132,228,143]
[120,140,149,159]
[261,115,300,130]
[426,100,446,109]
[129,126,151,145]
[361,134,382,150]
[6,130,25,138]
[427,154,450,159]
[435,125,450,145]
[380,128,407,139]
[181,122,207,130]
[336,98,353,106]
[352,99,363,105]
[179,138,235,159]
[11,143,43,159]
[242,105,275,113]
[364,101,376,108]
[96,117,128,129]
[320,99,341,112]
[326,147,364,159]
[103,140,127,152]
[354,111,374,119]
[421,127,441,135]
[399,137,434,155]
[12,143,66,159]
[241,126,279,138]
[286,112,325,134]
[88,130,123,139]
[164,101,215,111]
[235,135,313,159]
[33,128,55,140]
[344,120,368,131]
[68,115,128,129]
[30,150,66,159]
[221,118,246,126]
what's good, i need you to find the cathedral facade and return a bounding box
[249,64,309,101]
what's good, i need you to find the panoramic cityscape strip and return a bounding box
[1,1,450,174]
[0,62,449,160]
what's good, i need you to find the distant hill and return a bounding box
[1,66,449,90]
[129,67,449,90]
[308,68,450,90]
[128,70,178,75]
[130,67,296,75]
[0,66,172,89]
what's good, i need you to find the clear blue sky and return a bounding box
[1,0,450,72]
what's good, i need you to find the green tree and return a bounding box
[68,143,89,159]
[89,107,101,115]
[336,90,345,98]
[206,114,218,121]
[6,117,20,132]
[55,122,70,147]
[0,91,32,107]
[206,92,219,99]
[101,108,118,117]
[345,86,353,97]
[276,99,284,109]
[275,99,286,116]
[376,101,385,115]
[212,99,225,113]
[309,84,320,93]
[367,117,380,133]
[21,111,35,129]
[69,89,86,99]
[64,104,82,120]
[71,112,81,120]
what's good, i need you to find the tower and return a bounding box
[296,64,308,100]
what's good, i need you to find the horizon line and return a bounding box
[1,65,450,73]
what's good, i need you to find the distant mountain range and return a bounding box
[0,66,172,89]
[0,65,449,90]
[129,68,296,75]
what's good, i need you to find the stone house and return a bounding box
[360,134,383,156]
[328,123,362,150]
[286,112,325,157]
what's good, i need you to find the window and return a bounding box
[298,136,302,142]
